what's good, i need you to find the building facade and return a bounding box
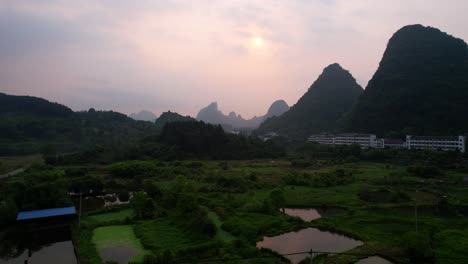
[308,133,466,153]
[406,135,465,153]
[307,134,335,145]
[308,133,377,148]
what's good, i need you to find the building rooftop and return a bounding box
[16,206,76,221]
[335,133,375,137]
[408,135,461,140]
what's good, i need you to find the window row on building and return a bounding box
[308,133,466,153]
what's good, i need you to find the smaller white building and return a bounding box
[259,132,279,141]
[406,135,465,153]
[382,139,406,149]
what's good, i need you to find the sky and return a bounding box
[0,0,467,118]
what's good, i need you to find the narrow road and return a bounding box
[0,168,25,179]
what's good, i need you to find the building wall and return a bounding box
[309,134,465,153]
[406,135,465,153]
[308,134,377,148]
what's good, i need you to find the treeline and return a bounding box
[293,142,468,169]
[0,108,159,156]
[157,121,285,160]
[46,121,285,164]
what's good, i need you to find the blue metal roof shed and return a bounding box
[16,206,77,221]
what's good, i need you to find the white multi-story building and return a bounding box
[308,133,377,148]
[406,135,465,153]
[308,133,466,153]
[308,134,335,145]
[334,133,378,148]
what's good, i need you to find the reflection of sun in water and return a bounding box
[253,37,264,47]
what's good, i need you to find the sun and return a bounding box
[252,37,264,47]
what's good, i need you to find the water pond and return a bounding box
[256,227,363,263]
[100,245,142,264]
[283,207,347,221]
[355,256,393,264]
[0,226,77,264]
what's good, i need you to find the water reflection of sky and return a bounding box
[0,241,77,264]
[257,228,363,263]
[283,208,346,222]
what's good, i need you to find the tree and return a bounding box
[0,199,17,228]
[269,189,285,211]
[131,191,155,219]
[402,231,434,262]
[143,180,162,199]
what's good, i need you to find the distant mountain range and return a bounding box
[129,110,158,122]
[255,63,363,139]
[196,100,289,129]
[256,24,468,139]
[2,23,466,153]
[345,24,468,136]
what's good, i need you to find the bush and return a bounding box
[131,191,156,219]
[108,160,157,178]
[118,191,130,202]
[407,165,443,178]
[402,232,434,262]
[359,188,411,203]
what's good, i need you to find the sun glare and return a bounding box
[253,37,264,47]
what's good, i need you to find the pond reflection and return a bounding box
[0,226,77,264]
[283,207,347,221]
[257,228,363,264]
[100,245,141,264]
[356,256,393,264]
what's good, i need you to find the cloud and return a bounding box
[0,11,75,58]
[0,0,467,118]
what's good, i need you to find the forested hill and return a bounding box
[155,111,196,129]
[0,93,159,155]
[345,24,468,136]
[255,63,363,139]
[0,93,73,117]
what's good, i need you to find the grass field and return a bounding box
[206,210,236,243]
[92,225,147,263]
[87,209,133,223]
[0,154,42,174]
[70,159,468,263]
[134,218,200,252]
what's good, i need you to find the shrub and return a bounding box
[402,232,434,262]
[118,191,130,202]
[108,160,157,178]
[407,165,443,178]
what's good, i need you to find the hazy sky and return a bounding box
[1,0,467,118]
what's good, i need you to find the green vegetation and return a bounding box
[134,218,205,252]
[154,111,195,129]
[2,150,468,264]
[87,209,133,223]
[92,225,147,263]
[1,130,468,264]
[0,155,41,174]
[92,225,143,250]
